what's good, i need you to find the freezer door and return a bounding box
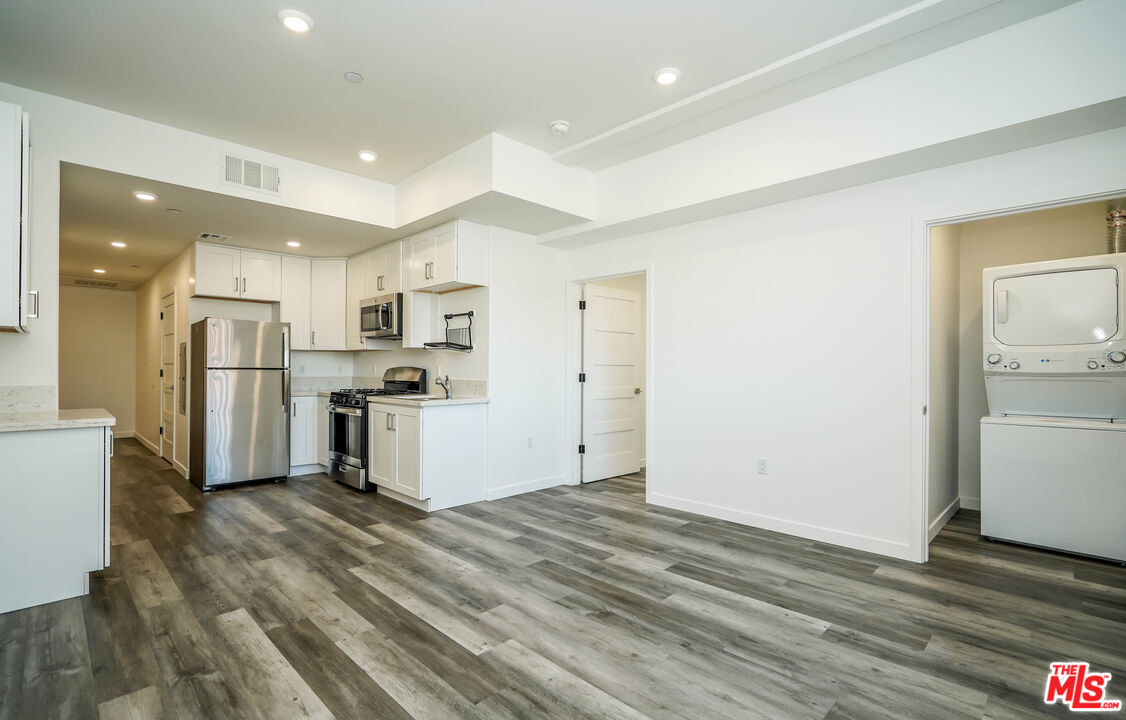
[203,369,289,486]
[203,318,288,368]
[992,268,1119,346]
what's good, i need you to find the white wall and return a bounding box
[487,227,568,498]
[58,286,136,436]
[586,273,646,465]
[567,127,1126,561]
[954,201,1107,507]
[927,225,960,539]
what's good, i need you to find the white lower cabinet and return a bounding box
[316,395,329,467]
[367,401,487,510]
[289,396,318,469]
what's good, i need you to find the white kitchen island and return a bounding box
[0,409,115,614]
[367,396,488,512]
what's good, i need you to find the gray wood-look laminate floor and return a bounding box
[1,438,1123,719]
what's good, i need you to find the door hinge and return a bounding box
[159,369,164,378]
[579,300,586,310]
[160,311,164,320]
[922,405,928,415]
[578,444,586,454]
[578,372,586,383]
[159,426,164,436]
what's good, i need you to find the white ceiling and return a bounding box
[60,163,395,287]
[1,0,961,183]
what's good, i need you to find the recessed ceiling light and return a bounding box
[278,9,314,33]
[358,150,377,162]
[344,72,364,84]
[133,190,158,201]
[654,67,681,85]
[286,240,301,247]
[93,268,106,274]
[166,208,182,214]
[111,241,127,248]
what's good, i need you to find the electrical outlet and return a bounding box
[526,436,534,449]
[298,363,306,374]
[757,457,769,475]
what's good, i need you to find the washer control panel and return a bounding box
[983,349,1126,373]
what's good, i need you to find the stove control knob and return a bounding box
[1109,350,1126,364]
[1089,360,1100,370]
[986,353,1002,365]
[1008,360,1020,370]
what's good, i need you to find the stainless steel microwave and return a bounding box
[360,293,402,339]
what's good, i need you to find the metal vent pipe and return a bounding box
[1109,200,1126,254]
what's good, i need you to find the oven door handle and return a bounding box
[328,405,364,417]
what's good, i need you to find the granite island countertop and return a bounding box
[0,408,117,433]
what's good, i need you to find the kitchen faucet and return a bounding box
[435,375,451,399]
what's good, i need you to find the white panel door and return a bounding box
[160,293,176,462]
[409,232,435,290]
[392,410,422,499]
[993,268,1119,346]
[381,241,403,294]
[289,396,316,467]
[431,223,457,288]
[280,256,311,350]
[581,283,642,482]
[368,407,395,488]
[194,244,241,298]
[310,259,346,350]
[239,250,282,301]
[363,249,383,296]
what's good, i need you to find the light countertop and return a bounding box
[0,409,117,434]
[291,390,332,398]
[368,396,489,407]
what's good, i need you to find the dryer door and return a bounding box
[993,268,1119,346]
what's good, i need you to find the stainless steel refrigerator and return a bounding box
[189,318,290,490]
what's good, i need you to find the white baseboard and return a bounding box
[640,457,646,468]
[288,464,323,477]
[377,486,431,512]
[135,432,159,455]
[113,431,134,439]
[173,460,189,479]
[486,474,567,501]
[928,497,960,543]
[961,496,981,511]
[648,492,914,561]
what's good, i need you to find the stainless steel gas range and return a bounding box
[326,367,428,491]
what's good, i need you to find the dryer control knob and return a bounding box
[986,353,1002,365]
[1109,350,1126,364]
[1008,361,1020,370]
[1089,360,1100,370]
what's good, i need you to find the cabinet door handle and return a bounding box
[242,277,246,293]
[391,414,396,431]
[234,276,239,292]
[311,330,316,346]
[27,290,39,319]
[386,414,392,430]
[293,402,297,417]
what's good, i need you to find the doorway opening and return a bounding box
[578,273,647,487]
[925,199,1116,550]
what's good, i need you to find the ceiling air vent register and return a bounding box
[197,232,232,243]
[223,154,281,194]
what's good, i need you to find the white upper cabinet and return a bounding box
[280,256,311,350]
[380,241,403,295]
[193,244,241,298]
[346,255,365,350]
[408,220,488,293]
[239,250,282,301]
[310,259,346,350]
[192,244,282,301]
[0,101,31,332]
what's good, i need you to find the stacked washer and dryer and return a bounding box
[980,219,1126,563]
